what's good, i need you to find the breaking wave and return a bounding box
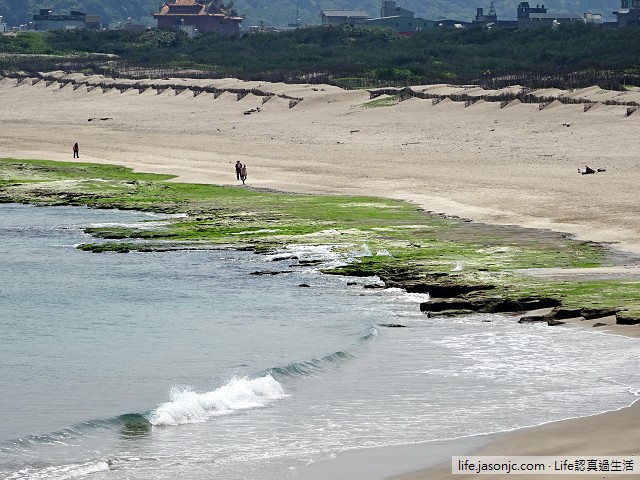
[147,375,286,426]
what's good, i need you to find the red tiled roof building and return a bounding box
[153,0,243,35]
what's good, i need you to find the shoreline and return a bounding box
[386,313,640,480]
[1,74,640,479]
[293,310,640,480]
[389,400,640,480]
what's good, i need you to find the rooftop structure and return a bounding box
[615,0,640,26]
[474,2,497,23]
[153,0,243,36]
[517,2,583,28]
[320,9,370,26]
[380,0,414,18]
[32,9,101,31]
[366,0,432,35]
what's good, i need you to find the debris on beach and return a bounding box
[578,165,606,175]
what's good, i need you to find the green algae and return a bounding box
[1,157,638,321]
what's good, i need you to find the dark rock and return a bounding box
[546,319,565,326]
[422,299,480,312]
[580,308,620,320]
[549,307,582,319]
[518,315,549,323]
[250,270,293,276]
[272,255,298,262]
[616,312,640,325]
[297,259,323,266]
[421,296,560,314]
[405,282,495,298]
[346,282,358,286]
[298,283,311,288]
[381,323,405,328]
[427,309,475,318]
[364,284,385,289]
[592,322,607,328]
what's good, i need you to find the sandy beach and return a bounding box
[1,74,639,478]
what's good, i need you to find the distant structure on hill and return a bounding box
[119,17,148,33]
[614,0,640,26]
[366,0,433,35]
[472,1,518,27]
[319,9,370,26]
[516,2,584,28]
[0,16,6,33]
[319,0,433,35]
[474,2,497,23]
[380,0,414,18]
[31,9,101,31]
[153,0,243,36]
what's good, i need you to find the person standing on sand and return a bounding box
[235,160,242,180]
[73,142,79,159]
[240,164,247,185]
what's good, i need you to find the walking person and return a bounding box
[235,160,242,180]
[240,163,247,185]
[73,142,79,159]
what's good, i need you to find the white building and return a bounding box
[0,16,7,33]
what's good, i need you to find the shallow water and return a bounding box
[1,203,639,480]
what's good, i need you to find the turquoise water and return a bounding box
[1,203,640,480]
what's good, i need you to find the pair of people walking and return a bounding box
[235,160,247,185]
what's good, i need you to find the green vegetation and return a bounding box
[1,158,639,321]
[3,24,640,86]
[364,94,400,108]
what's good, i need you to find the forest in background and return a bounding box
[0,0,621,30]
[2,24,640,89]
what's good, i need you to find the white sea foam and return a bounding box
[10,460,110,480]
[88,220,170,230]
[148,375,287,426]
[231,229,280,235]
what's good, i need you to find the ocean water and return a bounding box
[1,203,640,480]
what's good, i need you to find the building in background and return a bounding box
[380,0,414,18]
[472,2,518,27]
[583,12,604,23]
[366,0,433,35]
[32,9,101,31]
[120,17,148,33]
[0,16,7,33]
[615,0,640,26]
[517,2,583,28]
[320,10,370,26]
[154,0,243,36]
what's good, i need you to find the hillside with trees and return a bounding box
[0,0,620,29]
